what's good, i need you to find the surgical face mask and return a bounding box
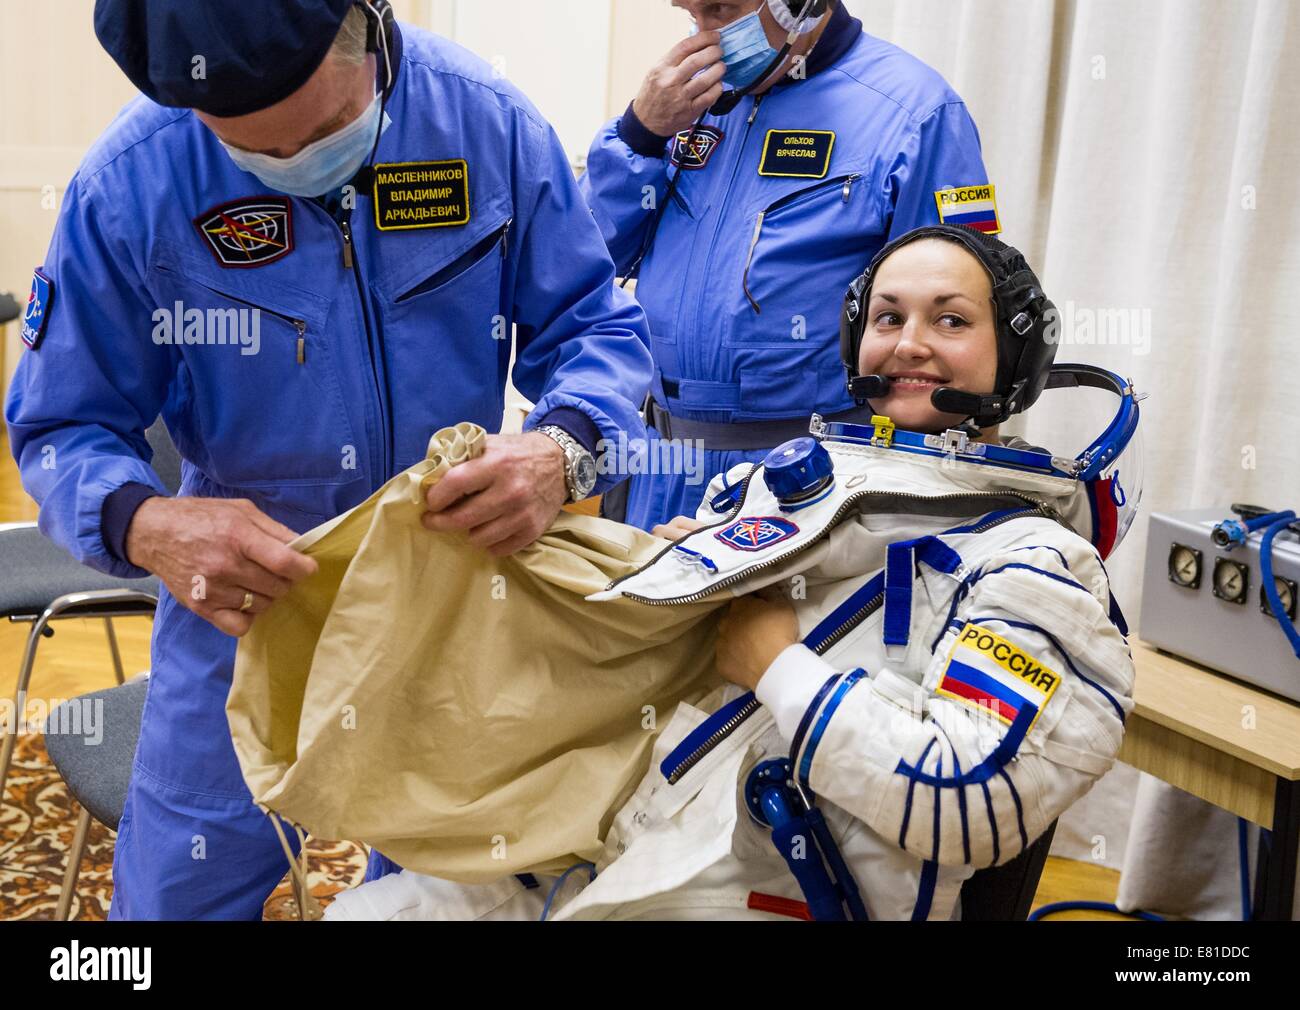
[220,90,386,197]
[717,10,779,90]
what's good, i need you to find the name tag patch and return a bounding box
[670,126,725,170]
[934,184,1002,234]
[758,130,835,179]
[374,160,471,231]
[935,623,1060,731]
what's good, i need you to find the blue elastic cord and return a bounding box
[1028,901,1164,922]
[1238,817,1253,921]
[1260,516,1300,658]
[539,861,596,922]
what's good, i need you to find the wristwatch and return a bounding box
[535,424,597,503]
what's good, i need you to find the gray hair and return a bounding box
[330,5,369,65]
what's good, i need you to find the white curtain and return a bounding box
[845,0,1300,916]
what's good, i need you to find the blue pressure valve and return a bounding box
[763,437,835,508]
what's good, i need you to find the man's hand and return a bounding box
[632,31,725,138]
[716,591,800,692]
[422,431,568,557]
[651,515,706,540]
[125,496,318,638]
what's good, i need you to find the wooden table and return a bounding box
[1122,641,1300,920]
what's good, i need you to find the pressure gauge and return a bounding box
[1212,557,1250,604]
[1260,576,1298,621]
[1168,543,1202,589]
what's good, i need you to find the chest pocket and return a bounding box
[146,246,360,489]
[726,172,880,348]
[383,214,511,364]
[380,213,513,467]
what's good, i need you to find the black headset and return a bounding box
[840,225,1059,429]
[345,1,398,193]
[777,0,831,18]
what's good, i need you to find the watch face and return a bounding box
[1212,557,1249,604]
[1261,576,1298,620]
[1168,543,1202,588]
[574,454,597,497]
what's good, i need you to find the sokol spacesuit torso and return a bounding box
[553,424,1135,921]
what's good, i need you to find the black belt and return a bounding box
[644,398,877,452]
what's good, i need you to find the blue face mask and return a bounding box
[717,10,779,90]
[221,90,388,197]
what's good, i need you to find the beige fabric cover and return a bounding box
[229,423,726,882]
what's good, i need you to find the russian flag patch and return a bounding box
[934,185,1002,235]
[935,623,1060,731]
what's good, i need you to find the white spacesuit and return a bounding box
[549,413,1136,920]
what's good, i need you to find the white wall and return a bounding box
[442,0,613,165]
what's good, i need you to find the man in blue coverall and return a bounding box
[4,0,653,919]
[582,0,998,530]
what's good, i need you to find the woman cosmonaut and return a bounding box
[329,225,1142,921]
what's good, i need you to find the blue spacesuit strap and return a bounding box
[1107,590,1129,637]
[883,536,965,648]
[805,804,870,922]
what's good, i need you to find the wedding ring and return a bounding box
[240,591,255,613]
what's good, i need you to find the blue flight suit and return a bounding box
[580,4,993,531]
[5,23,652,919]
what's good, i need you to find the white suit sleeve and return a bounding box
[756,538,1134,869]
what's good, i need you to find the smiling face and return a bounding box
[857,238,1001,436]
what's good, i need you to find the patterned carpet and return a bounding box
[0,731,367,920]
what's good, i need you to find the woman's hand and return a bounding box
[651,515,705,540]
[716,591,800,692]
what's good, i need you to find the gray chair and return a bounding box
[0,291,19,326]
[42,678,147,919]
[0,422,181,811]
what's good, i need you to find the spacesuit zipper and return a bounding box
[665,695,762,785]
[155,268,309,363]
[660,505,1052,781]
[609,490,1058,605]
[339,217,393,479]
[742,175,860,314]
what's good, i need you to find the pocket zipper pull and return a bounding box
[842,176,857,203]
[294,319,307,364]
[340,221,355,270]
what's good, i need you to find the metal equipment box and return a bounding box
[1140,508,1300,702]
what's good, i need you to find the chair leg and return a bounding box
[103,618,126,686]
[0,617,49,809]
[57,805,92,921]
